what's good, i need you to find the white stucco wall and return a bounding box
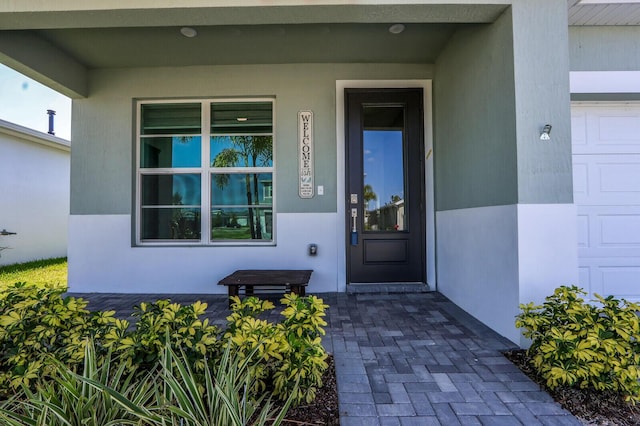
[0,120,70,265]
[68,213,340,293]
[436,204,578,345]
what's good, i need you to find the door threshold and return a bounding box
[347,282,430,294]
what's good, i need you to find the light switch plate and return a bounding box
[318,185,324,195]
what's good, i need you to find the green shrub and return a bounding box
[108,299,221,372]
[274,293,328,404]
[224,294,329,405]
[0,283,329,407]
[0,282,116,391]
[516,285,640,403]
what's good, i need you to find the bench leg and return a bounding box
[291,285,305,296]
[228,286,239,308]
[245,285,254,296]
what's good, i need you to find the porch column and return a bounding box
[434,0,577,346]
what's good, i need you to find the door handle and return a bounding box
[351,208,358,245]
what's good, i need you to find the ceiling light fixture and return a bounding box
[236,117,248,122]
[180,27,198,38]
[388,24,405,34]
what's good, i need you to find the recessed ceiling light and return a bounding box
[180,27,198,38]
[389,24,405,34]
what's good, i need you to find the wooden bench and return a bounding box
[218,269,313,307]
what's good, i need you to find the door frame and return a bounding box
[335,80,435,291]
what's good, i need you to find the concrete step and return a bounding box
[347,282,430,294]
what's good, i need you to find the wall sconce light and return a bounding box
[540,124,552,140]
[308,244,318,256]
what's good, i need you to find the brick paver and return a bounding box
[68,291,581,425]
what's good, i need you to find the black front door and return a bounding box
[346,88,425,283]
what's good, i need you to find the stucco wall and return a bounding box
[569,26,640,72]
[434,13,517,211]
[433,3,577,345]
[512,0,573,204]
[0,121,70,265]
[71,63,433,216]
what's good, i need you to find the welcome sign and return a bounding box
[299,111,314,198]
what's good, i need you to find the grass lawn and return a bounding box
[0,257,67,290]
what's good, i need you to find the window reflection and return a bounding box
[141,136,201,168]
[142,208,201,240]
[363,105,406,232]
[211,173,272,206]
[210,136,273,168]
[210,208,272,241]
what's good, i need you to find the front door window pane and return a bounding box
[363,106,406,232]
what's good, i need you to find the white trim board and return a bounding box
[335,80,435,290]
[570,71,640,93]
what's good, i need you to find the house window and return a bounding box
[137,99,274,244]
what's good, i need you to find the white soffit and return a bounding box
[568,0,640,25]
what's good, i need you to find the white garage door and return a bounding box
[572,103,640,301]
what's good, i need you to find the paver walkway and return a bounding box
[68,291,581,426]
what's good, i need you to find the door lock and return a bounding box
[350,193,358,204]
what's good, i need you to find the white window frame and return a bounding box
[135,97,276,246]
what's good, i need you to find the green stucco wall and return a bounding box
[434,0,573,211]
[569,26,640,72]
[512,0,573,204]
[70,63,433,215]
[433,11,518,211]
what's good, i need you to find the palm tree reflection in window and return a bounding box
[170,192,200,239]
[211,136,273,240]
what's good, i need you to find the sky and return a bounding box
[0,64,72,141]
[363,130,404,210]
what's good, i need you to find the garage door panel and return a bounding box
[572,106,640,154]
[600,214,640,245]
[571,111,587,147]
[578,266,591,292]
[573,103,640,301]
[572,154,640,204]
[599,162,640,193]
[572,163,588,197]
[600,266,640,299]
[578,262,640,301]
[577,214,589,248]
[577,207,640,253]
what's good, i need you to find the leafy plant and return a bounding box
[274,293,328,404]
[0,282,116,392]
[516,285,640,403]
[152,340,295,426]
[0,282,329,409]
[106,299,221,372]
[0,340,160,425]
[224,294,329,405]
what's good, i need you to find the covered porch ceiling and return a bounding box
[1,1,639,98]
